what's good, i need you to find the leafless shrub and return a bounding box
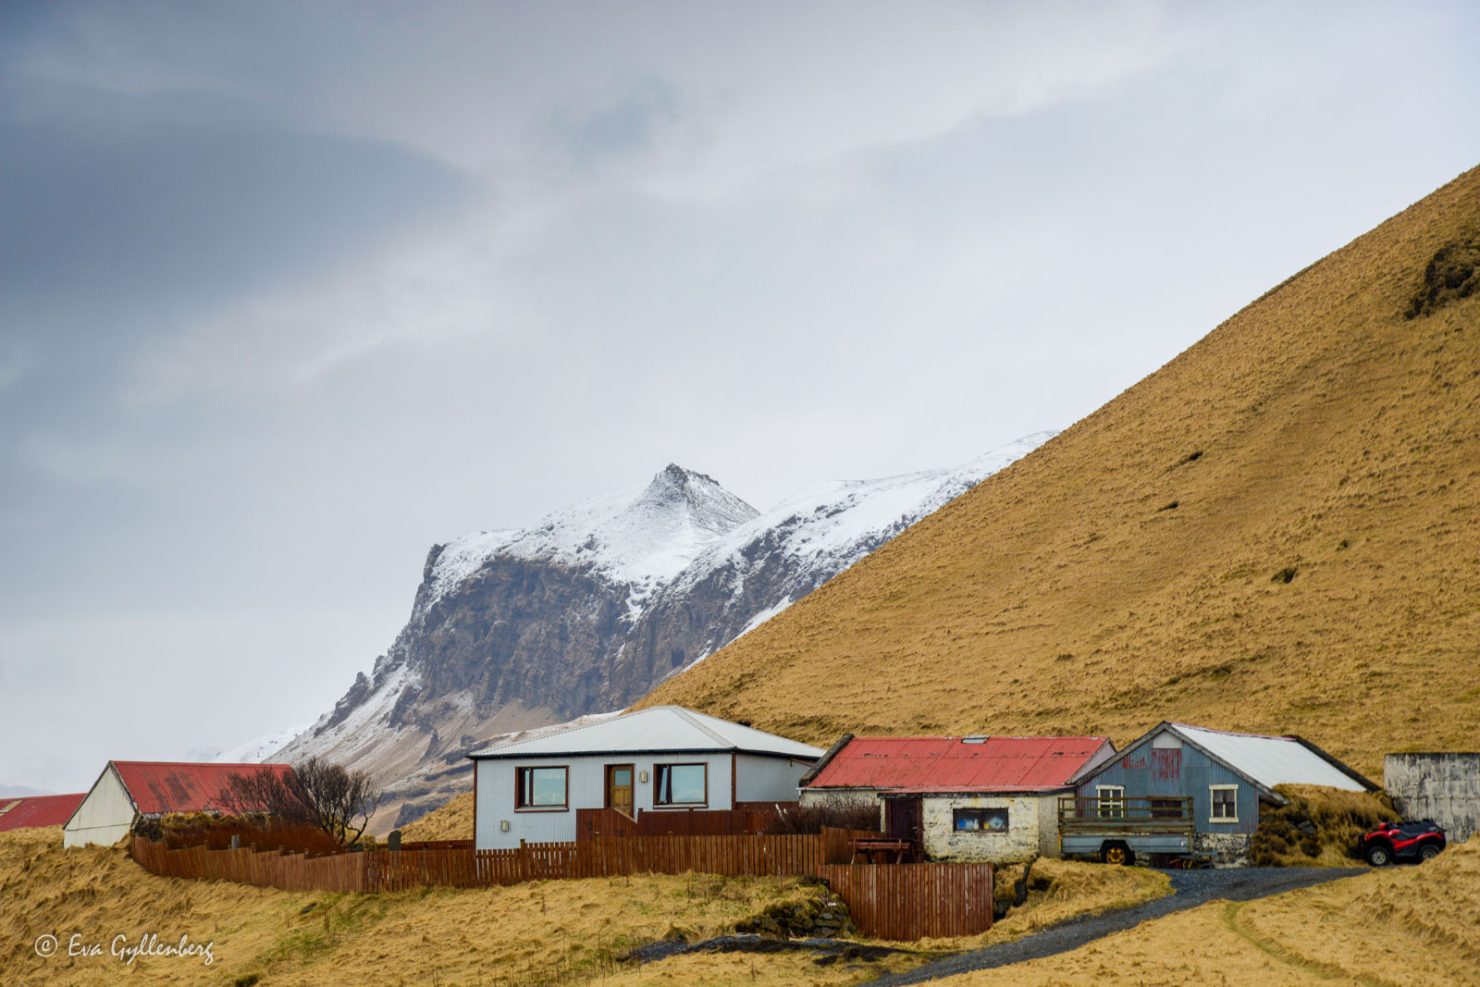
[221,758,381,848]
[764,802,881,834]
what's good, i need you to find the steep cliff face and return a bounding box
[267,437,1050,812]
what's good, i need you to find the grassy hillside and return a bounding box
[941,837,1480,986]
[1,827,1169,984]
[397,790,473,842]
[643,166,1480,776]
[0,827,832,985]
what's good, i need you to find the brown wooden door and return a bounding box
[606,764,635,818]
[885,797,922,843]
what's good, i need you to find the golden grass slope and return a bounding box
[939,836,1480,987]
[395,790,473,842]
[0,827,824,986]
[2,825,1171,985]
[644,166,1480,776]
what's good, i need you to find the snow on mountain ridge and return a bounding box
[425,464,759,611]
[669,431,1057,601]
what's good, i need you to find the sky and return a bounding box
[3,1,1478,793]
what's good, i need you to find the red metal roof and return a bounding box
[0,793,86,832]
[805,736,1112,793]
[110,761,296,815]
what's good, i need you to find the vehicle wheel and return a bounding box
[1365,844,1392,867]
[1100,843,1134,866]
[1419,844,1442,863]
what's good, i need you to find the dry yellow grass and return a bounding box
[643,165,1480,778]
[0,827,829,986]
[1250,784,1399,867]
[396,790,473,842]
[3,825,1172,984]
[938,836,1480,987]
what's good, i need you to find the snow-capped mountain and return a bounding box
[257,435,1053,826]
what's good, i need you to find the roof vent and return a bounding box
[961,736,988,744]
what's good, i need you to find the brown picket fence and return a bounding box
[129,830,992,939]
[816,863,996,939]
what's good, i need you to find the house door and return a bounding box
[606,764,635,818]
[885,797,922,844]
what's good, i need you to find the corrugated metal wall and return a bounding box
[63,766,135,848]
[735,754,811,802]
[1076,729,1259,835]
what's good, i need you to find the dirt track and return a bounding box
[868,866,1366,984]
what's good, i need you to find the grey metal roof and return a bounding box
[1169,723,1369,792]
[468,706,824,760]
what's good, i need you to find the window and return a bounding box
[953,807,1009,832]
[1096,786,1125,819]
[1151,798,1184,819]
[1210,785,1239,823]
[514,766,568,810]
[655,763,707,806]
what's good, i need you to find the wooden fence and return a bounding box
[130,830,992,939]
[131,827,865,893]
[816,863,995,939]
[575,806,786,840]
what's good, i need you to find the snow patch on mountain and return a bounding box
[425,465,759,613]
[214,722,314,765]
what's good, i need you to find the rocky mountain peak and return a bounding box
[631,464,759,536]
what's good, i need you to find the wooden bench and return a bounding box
[849,837,917,864]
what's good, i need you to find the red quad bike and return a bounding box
[1357,820,1447,866]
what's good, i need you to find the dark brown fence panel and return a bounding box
[815,863,994,940]
[575,806,795,840]
[130,833,988,939]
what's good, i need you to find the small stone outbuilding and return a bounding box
[800,734,1117,863]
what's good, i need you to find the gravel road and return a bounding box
[866,865,1368,985]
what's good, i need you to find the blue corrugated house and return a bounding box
[1062,722,1378,865]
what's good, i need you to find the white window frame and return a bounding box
[1209,784,1239,824]
[1096,785,1125,819]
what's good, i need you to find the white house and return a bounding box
[468,706,823,850]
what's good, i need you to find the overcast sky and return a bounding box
[3,1,1478,793]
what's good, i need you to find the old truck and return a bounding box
[1057,795,1196,865]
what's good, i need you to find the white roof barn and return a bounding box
[468,706,823,850]
[1168,723,1375,793]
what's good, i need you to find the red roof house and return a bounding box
[800,734,1117,863]
[803,735,1116,793]
[63,761,296,848]
[0,793,87,833]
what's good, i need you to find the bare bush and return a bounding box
[221,758,381,848]
[764,802,881,834]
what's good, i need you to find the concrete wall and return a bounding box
[63,766,135,848]
[919,794,1056,863]
[1385,753,1480,841]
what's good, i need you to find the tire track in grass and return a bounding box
[1219,899,1397,987]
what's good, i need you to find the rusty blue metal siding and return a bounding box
[1076,737,1261,835]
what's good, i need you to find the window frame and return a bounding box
[513,765,570,812]
[653,762,709,808]
[952,807,1010,833]
[1095,785,1126,819]
[1209,784,1239,824]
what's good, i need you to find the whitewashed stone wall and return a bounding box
[1193,831,1252,867]
[919,795,1054,863]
